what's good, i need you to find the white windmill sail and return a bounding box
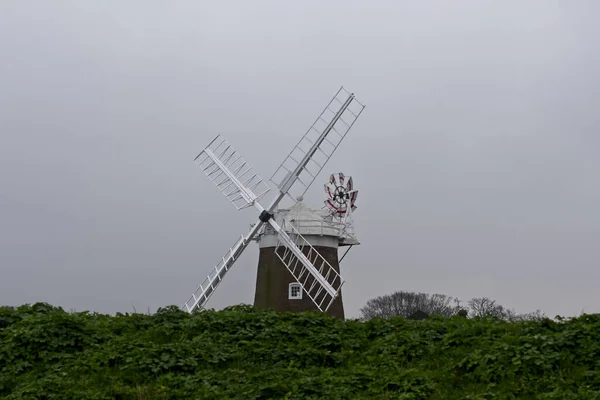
[270,87,365,203]
[193,135,271,210]
[183,87,365,313]
[274,219,344,312]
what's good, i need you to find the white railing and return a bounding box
[261,217,346,234]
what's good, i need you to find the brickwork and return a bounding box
[253,245,345,319]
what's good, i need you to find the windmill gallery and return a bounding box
[183,87,365,318]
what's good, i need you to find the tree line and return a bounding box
[359,290,545,321]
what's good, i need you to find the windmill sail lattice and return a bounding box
[184,232,252,313]
[194,136,271,210]
[275,219,344,311]
[270,87,365,202]
[183,87,365,313]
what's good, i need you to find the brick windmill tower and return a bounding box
[182,87,365,318]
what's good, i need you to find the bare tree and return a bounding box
[503,308,546,322]
[522,309,546,321]
[428,293,459,316]
[361,292,545,322]
[359,291,460,320]
[467,297,506,318]
[467,298,546,321]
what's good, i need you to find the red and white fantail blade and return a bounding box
[324,198,339,213]
[346,176,353,192]
[329,173,336,186]
[350,190,358,206]
[324,183,333,200]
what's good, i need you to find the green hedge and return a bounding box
[1,303,599,399]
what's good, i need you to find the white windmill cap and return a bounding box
[272,202,342,238]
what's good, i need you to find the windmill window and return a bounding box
[289,283,302,300]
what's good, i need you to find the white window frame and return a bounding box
[288,282,303,300]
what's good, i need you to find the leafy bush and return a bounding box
[1,302,599,399]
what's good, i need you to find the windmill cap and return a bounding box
[271,202,343,238]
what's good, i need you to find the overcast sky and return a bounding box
[1,1,599,319]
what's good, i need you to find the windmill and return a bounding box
[252,172,360,318]
[183,87,365,316]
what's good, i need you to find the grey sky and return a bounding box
[1,1,598,319]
